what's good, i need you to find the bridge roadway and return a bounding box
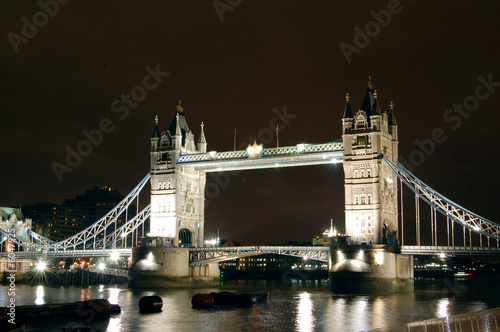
[3,246,500,262]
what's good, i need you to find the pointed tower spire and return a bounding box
[151,115,160,151]
[372,90,381,115]
[175,114,181,136]
[199,122,206,144]
[368,75,373,90]
[388,101,397,125]
[199,122,207,153]
[343,92,353,118]
[152,115,160,138]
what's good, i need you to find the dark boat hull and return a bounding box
[192,291,269,308]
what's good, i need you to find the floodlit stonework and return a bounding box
[342,80,399,245]
[149,101,207,247]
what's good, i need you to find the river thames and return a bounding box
[1,276,500,331]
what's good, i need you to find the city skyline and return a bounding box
[1,2,499,245]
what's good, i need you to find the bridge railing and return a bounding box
[401,245,500,255]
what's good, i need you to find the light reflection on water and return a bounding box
[297,292,314,331]
[0,278,498,332]
[34,285,44,305]
[437,298,450,318]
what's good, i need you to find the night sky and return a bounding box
[1,1,499,245]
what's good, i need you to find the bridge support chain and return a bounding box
[128,247,219,288]
[329,244,414,294]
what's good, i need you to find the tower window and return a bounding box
[357,136,366,145]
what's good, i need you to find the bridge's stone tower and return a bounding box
[149,101,207,247]
[342,81,399,245]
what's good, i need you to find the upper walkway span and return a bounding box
[177,141,344,172]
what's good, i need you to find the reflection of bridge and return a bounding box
[1,85,499,283]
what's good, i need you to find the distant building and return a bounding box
[313,220,338,246]
[0,207,32,249]
[23,186,135,242]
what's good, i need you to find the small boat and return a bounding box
[0,299,120,319]
[454,271,472,278]
[192,291,269,308]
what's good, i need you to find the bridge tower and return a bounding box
[342,79,399,245]
[149,100,207,247]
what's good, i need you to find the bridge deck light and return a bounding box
[111,251,120,261]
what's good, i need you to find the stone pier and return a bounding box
[329,244,413,294]
[128,247,219,288]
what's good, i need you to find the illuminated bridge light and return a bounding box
[36,261,46,271]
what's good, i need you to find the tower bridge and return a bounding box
[1,82,498,293]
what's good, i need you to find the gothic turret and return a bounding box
[388,101,398,142]
[148,100,207,248]
[151,115,160,151]
[342,78,399,245]
[199,122,207,153]
[342,93,354,133]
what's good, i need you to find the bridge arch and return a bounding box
[179,228,192,247]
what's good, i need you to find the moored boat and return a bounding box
[192,291,269,308]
